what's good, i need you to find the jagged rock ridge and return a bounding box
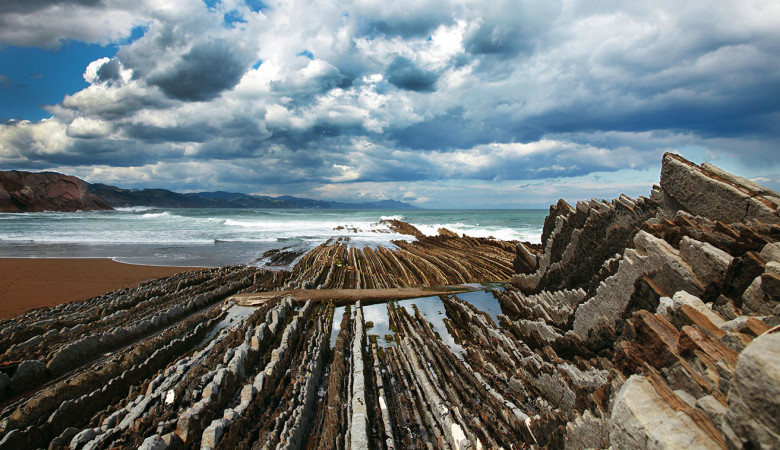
[0,152,778,449]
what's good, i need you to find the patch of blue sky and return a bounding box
[203,0,266,12]
[296,50,314,60]
[0,42,113,121]
[224,10,247,26]
[246,0,267,12]
[0,25,148,122]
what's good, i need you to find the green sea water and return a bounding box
[0,208,547,267]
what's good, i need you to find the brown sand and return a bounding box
[0,258,201,319]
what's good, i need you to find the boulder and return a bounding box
[573,231,702,338]
[678,236,733,288]
[69,427,99,449]
[48,427,80,450]
[10,359,47,391]
[47,335,101,373]
[610,375,721,449]
[760,243,780,263]
[138,434,169,450]
[657,291,725,327]
[659,153,779,223]
[724,332,780,448]
[201,418,230,450]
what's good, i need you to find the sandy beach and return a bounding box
[0,258,200,319]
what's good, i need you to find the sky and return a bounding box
[0,0,778,208]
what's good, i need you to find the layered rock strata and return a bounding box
[1,152,778,449]
[286,227,517,289]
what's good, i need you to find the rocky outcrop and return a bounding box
[724,330,780,448]
[1,152,778,449]
[0,171,111,212]
[497,153,780,449]
[656,153,780,224]
[286,226,517,289]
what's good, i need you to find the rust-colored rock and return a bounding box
[0,171,111,212]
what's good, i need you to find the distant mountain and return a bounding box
[89,184,419,210]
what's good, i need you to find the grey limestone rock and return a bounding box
[679,236,733,288]
[724,332,780,449]
[565,409,610,450]
[659,153,780,223]
[201,418,230,450]
[138,434,169,450]
[742,275,778,315]
[69,427,99,449]
[573,231,701,338]
[610,375,721,449]
[47,335,101,373]
[695,395,727,429]
[10,359,47,391]
[760,242,780,263]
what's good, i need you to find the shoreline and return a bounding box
[0,258,203,319]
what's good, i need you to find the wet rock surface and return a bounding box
[1,152,779,449]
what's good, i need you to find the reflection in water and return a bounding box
[330,306,347,348]
[455,287,505,325]
[197,304,257,347]
[328,283,505,353]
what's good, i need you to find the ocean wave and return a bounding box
[412,223,541,243]
[224,218,264,227]
[0,236,215,245]
[115,206,154,212]
[214,238,278,243]
[379,215,405,221]
[141,211,172,219]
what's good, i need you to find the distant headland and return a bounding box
[0,171,418,212]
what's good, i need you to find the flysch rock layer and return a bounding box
[0,152,778,449]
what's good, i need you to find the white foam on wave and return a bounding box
[379,215,405,221]
[0,235,215,245]
[141,211,172,219]
[114,206,154,212]
[412,222,541,243]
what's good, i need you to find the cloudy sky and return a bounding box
[0,0,778,208]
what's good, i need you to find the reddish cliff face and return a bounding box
[0,171,112,212]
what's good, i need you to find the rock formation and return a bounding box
[1,152,778,449]
[0,171,112,213]
[286,225,517,289]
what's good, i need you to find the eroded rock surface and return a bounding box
[1,153,778,449]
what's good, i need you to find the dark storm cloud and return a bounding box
[2,0,780,206]
[0,0,102,14]
[147,39,248,101]
[388,110,543,151]
[359,18,446,39]
[95,58,123,84]
[385,56,438,92]
[463,23,532,56]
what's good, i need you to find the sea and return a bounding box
[0,208,547,268]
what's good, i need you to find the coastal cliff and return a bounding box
[1,153,778,449]
[0,171,111,213]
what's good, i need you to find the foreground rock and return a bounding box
[1,152,778,449]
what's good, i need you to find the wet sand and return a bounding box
[0,258,201,319]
